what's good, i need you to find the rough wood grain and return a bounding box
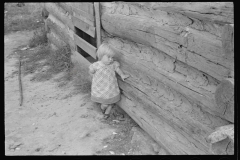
[46,14,75,51]
[106,37,227,117]
[45,3,74,31]
[148,2,233,24]
[117,85,214,155]
[215,78,234,122]
[210,137,233,155]
[101,2,233,81]
[72,16,96,38]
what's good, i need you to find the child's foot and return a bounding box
[103,114,110,119]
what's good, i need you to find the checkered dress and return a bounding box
[89,61,120,104]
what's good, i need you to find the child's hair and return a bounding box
[97,43,115,60]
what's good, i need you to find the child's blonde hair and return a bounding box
[97,43,115,60]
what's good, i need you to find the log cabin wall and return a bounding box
[43,2,234,155]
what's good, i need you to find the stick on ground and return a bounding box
[19,55,23,106]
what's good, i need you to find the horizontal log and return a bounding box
[101,3,233,81]
[117,84,213,154]
[101,2,228,39]
[154,3,233,24]
[72,16,95,38]
[70,4,95,27]
[106,37,226,117]
[215,78,234,122]
[46,14,75,51]
[140,2,233,24]
[73,34,97,59]
[57,3,73,15]
[45,3,74,31]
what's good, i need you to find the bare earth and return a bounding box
[5,31,164,155]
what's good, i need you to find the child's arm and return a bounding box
[89,64,96,76]
[114,62,130,81]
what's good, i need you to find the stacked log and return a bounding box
[43,2,234,155]
[44,3,75,52]
[101,2,234,155]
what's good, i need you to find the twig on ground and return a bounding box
[18,54,23,106]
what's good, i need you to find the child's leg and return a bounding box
[104,104,113,115]
[100,104,108,111]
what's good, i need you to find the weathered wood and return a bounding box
[106,38,227,118]
[94,2,101,48]
[222,24,234,62]
[57,3,73,15]
[101,2,233,81]
[45,3,74,31]
[72,16,95,38]
[210,137,233,155]
[72,2,94,16]
[206,124,234,144]
[47,30,67,49]
[117,86,213,155]
[148,2,233,24]
[215,78,234,122]
[46,14,75,51]
[70,4,95,27]
[73,34,97,59]
[72,50,91,68]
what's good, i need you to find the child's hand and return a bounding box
[121,74,130,81]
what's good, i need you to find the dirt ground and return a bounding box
[5,31,165,155]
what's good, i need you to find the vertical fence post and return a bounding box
[94,2,101,49]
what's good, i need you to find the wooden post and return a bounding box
[94,2,101,49]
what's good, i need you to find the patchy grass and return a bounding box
[29,27,48,48]
[4,3,44,34]
[20,44,73,81]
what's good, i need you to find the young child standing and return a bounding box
[89,43,129,119]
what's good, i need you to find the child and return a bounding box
[89,43,129,119]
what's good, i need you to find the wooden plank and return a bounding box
[74,2,94,16]
[94,2,101,48]
[72,16,95,38]
[71,5,95,27]
[72,51,91,68]
[73,34,97,59]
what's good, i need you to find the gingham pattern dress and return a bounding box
[89,61,120,104]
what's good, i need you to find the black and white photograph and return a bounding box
[4,2,234,156]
